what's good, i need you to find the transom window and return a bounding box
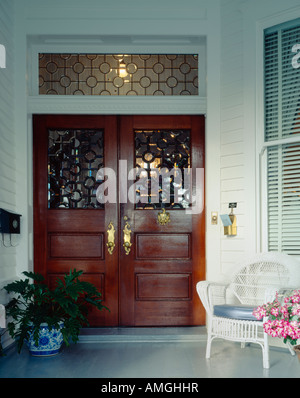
[39,53,199,96]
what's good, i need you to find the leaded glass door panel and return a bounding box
[33,115,119,326]
[119,115,205,326]
[48,128,105,209]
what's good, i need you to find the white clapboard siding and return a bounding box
[0,0,17,284]
[220,0,245,271]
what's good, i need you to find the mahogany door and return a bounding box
[119,115,205,326]
[33,114,205,327]
[33,115,119,326]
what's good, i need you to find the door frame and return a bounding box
[32,114,206,326]
[27,41,208,315]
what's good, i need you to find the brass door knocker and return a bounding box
[157,208,170,225]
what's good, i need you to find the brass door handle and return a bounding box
[123,221,132,255]
[106,222,115,255]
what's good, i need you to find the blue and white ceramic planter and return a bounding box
[26,322,64,357]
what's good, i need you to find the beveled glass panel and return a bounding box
[48,129,104,209]
[134,129,191,209]
[39,54,198,96]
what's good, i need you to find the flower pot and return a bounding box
[26,322,64,357]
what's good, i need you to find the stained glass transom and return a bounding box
[135,129,191,209]
[48,129,104,209]
[39,54,198,96]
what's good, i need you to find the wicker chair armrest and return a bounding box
[196,281,229,316]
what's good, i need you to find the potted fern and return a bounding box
[3,269,108,356]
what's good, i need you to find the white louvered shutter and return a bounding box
[265,20,300,254]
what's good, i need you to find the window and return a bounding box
[264,19,300,254]
[48,129,104,209]
[134,129,191,209]
[39,54,199,96]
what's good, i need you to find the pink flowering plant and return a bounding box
[253,289,300,346]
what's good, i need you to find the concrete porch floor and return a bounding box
[0,327,299,379]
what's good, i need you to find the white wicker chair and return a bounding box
[196,252,300,369]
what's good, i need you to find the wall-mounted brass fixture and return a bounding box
[220,203,237,236]
[211,211,218,225]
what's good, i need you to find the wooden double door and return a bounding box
[33,114,205,327]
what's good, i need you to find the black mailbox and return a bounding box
[0,209,21,234]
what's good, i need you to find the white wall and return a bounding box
[0,0,17,291]
[219,0,246,278]
[0,0,16,350]
[217,0,300,281]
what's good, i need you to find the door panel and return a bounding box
[136,273,191,300]
[119,115,205,326]
[49,234,104,259]
[33,115,119,326]
[33,114,205,327]
[135,234,191,259]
